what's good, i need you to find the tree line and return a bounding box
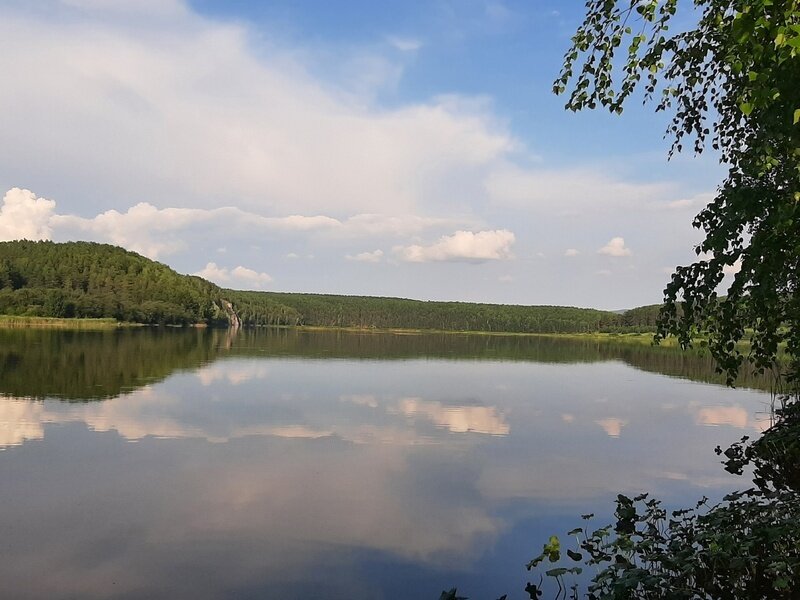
[0,240,660,332]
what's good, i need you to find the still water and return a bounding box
[0,328,772,598]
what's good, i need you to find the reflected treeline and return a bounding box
[226,329,769,388]
[0,328,770,400]
[0,328,235,400]
[597,341,771,390]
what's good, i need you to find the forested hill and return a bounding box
[0,240,660,332]
[0,240,232,325]
[230,291,660,333]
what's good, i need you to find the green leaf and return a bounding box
[567,549,584,561]
[545,568,569,577]
[739,102,753,115]
[794,108,800,125]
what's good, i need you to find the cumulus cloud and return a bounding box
[346,249,383,263]
[395,229,515,263]
[45,195,466,259]
[52,202,345,258]
[194,262,272,289]
[0,6,514,216]
[597,237,632,257]
[0,188,55,241]
[564,248,579,257]
[231,266,273,285]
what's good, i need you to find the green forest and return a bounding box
[0,240,661,332]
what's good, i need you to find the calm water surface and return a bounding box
[0,329,772,599]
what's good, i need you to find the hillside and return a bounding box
[0,241,230,325]
[0,240,660,332]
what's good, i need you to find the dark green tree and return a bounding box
[521,2,800,598]
[555,0,800,386]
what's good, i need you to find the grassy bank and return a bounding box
[0,315,122,329]
[294,324,660,339]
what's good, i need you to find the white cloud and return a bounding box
[0,8,514,216]
[395,229,515,263]
[0,188,55,241]
[48,197,466,259]
[231,266,273,285]
[597,237,631,257]
[194,262,272,289]
[485,166,672,213]
[661,191,715,211]
[564,248,579,257]
[498,274,513,283]
[387,36,423,52]
[346,249,383,263]
[194,262,229,282]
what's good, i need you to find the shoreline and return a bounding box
[0,315,662,340]
[0,316,126,329]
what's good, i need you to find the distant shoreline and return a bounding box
[0,314,662,340]
[0,315,124,329]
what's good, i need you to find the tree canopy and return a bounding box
[555,0,800,386]
[0,241,660,333]
[519,3,800,598]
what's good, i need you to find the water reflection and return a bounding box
[395,398,510,435]
[595,417,628,438]
[0,398,43,447]
[0,328,773,401]
[0,329,776,599]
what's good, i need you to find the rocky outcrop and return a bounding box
[221,300,241,329]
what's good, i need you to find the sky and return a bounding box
[0,0,726,310]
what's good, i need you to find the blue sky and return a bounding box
[0,0,725,309]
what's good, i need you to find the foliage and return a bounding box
[0,240,229,325]
[233,291,657,334]
[525,398,800,599]
[438,589,505,600]
[555,0,800,385]
[516,2,800,598]
[1,240,663,333]
[0,328,226,399]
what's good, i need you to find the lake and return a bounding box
[0,328,773,599]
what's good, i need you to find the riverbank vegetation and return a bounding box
[0,315,120,329]
[0,240,229,325]
[519,0,800,597]
[1,240,663,333]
